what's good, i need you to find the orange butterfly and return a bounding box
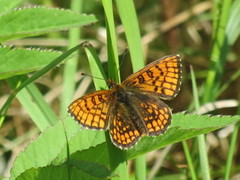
[68,55,182,149]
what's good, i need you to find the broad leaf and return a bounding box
[16,161,114,180]
[126,113,240,159]
[0,0,24,14]
[0,6,97,42]
[0,46,62,79]
[10,113,240,179]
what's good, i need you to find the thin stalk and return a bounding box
[191,66,211,180]
[135,155,146,180]
[102,0,127,179]
[60,0,82,117]
[114,1,146,179]
[203,0,232,102]
[224,105,240,179]
[182,140,197,180]
[102,0,120,82]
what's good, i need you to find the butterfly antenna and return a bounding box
[116,48,129,75]
[81,72,105,81]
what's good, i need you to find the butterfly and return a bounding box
[68,54,182,149]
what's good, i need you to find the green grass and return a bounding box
[1,0,240,179]
[191,66,211,179]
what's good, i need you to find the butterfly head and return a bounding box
[107,79,118,89]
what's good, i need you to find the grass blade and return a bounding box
[191,66,211,180]
[115,0,144,72]
[115,0,146,179]
[182,141,197,180]
[60,0,83,117]
[102,0,120,82]
[203,0,232,102]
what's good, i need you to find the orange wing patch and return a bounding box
[109,103,142,149]
[122,55,182,100]
[139,101,171,136]
[68,90,114,130]
[131,93,172,136]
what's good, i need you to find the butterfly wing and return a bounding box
[68,90,114,130]
[122,55,182,100]
[130,93,172,136]
[109,92,172,149]
[109,102,142,149]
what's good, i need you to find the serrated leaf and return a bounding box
[0,46,62,79]
[0,0,24,14]
[10,117,107,180]
[15,146,114,180]
[16,165,70,180]
[66,143,109,167]
[15,163,110,180]
[0,6,97,42]
[69,159,113,178]
[126,113,240,159]
[52,131,107,166]
[10,113,240,179]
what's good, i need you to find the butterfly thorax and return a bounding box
[108,81,130,104]
[106,79,127,102]
[111,83,129,104]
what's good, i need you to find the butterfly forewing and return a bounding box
[68,90,114,130]
[122,55,182,100]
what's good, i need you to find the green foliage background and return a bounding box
[0,0,240,179]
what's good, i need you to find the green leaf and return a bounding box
[115,0,144,72]
[16,166,70,180]
[102,0,120,82]
[0,6,97,42]
[0,43,83,119]
[64,143,109,168]
[9,118,75,180]
[0,46,62,79]
[10,117,107,180]
[16,162,113,180]
[84,43,108,90]
[10,112,240,179]
[226,0,240,45]
[0,0,24,14]
[69,159,113,178]
[7,77,59,131]
[52,130,107,166]
[126,113,240,159]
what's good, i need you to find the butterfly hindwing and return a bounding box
[129,92,172,136]
[109,102,142,149]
